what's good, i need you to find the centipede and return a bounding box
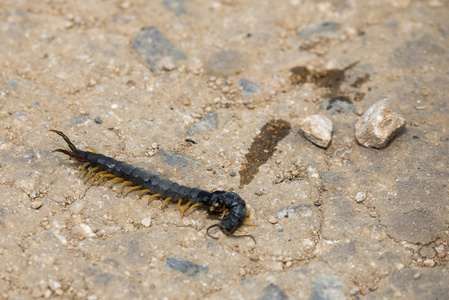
[50,130,256,243]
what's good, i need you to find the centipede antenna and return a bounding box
[207,223,257,243]
[206,224,221,240]
[50,130,78,154]
[229,233,257,244]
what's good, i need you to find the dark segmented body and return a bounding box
[50,130,253,241]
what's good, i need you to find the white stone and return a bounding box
[355,192,367,203]
[355,99,406,148]
[48,279,61,291]
[423,258,435,267]
[141,217,152,227]
[31,201,43,210]
[299,115,333,148]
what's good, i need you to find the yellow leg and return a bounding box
[162,198,173,211]
[243,222,257,226]
[184,203,201,216]
[110,177,125,187]
[180,202,192,217]
[124,185,142,197]
[139,189,152,198]
[88,147,98,154]
[210,188,217,192]
[148,194,161,205]
[84,167,99,183]
[177,199,184,212]
[120,181,134,193]
[92,171,107,184]
[98,174,115,184]
[80,162,90,173]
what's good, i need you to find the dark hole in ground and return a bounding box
[239,119,291,187]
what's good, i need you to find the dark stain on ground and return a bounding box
[290,62,364,96]
[350,74,371,88]
[239,119,291,187]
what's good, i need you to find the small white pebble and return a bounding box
[355,192,367,203]
[299,115,333,148]
[355,99,406,149]
[268,216,278,224]
[413,272,422,279]
[141,217,152,228]
[111,104,118,109]
[31,201,43,210]
[423,259,435,267]
[48,279,61,291]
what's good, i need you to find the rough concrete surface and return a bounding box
[0,0,448,299]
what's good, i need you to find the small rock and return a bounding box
[31,201,43,210]
[69,200,85,214]
[355,99,406,148]
[423,259,435,267]
[255,189,264,196]
[355,192,367,203]
[268,216,278,224]
[419,246,436,259]
[48,279,61,291]
[437,252,446,258]
[187,113,218,135]
[207,50,245,76]
[413,272,422,279]
[166,257,208,278]
[94,116,102,124]
[230,171,236,177]
[299,115,333,148]
[141,217,152,227]
[259,284,290,300]
[163,0,186,15]
[238,78,260,99]
[124,223,134,232]
[132,26,187,72]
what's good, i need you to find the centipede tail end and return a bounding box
[50,130,87,161]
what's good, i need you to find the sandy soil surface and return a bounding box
[1,0,448,299]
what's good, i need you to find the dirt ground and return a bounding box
[1,0,448,299]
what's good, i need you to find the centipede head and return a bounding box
[207,191,256,243]
[50,130,87,161]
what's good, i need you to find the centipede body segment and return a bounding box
[50,130,255,243]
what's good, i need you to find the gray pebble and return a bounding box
[230,171,236,177]
[321,96,355,114]
[68,114,90,127]
[157,150,202,168]
[207,50,245,76]
[8,81,18,88]
[163,0,186,15]
[132,26,187,72]
[258,283,289,300]
[355,99,406,148]
[187,113,218,135]
[238,78,260,99]
[94,116,102,124]
[311,275,345,300]
[166,257,208,278]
